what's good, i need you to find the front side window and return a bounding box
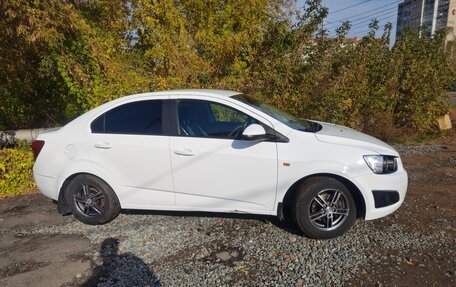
[177,99,257,139]
[232,94,321,132]
[91,100,163,135]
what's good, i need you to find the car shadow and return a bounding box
[121,209,303,236]
[82,237,161,287]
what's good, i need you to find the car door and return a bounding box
[87,97,174,208]
[169,96,278,212]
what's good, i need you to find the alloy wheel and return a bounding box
[308,189,350,231]
[73,184,105,217]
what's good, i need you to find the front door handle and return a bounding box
[94,142,112,149]
[174,148,195,156]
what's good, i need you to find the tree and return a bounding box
[0,0,454,139]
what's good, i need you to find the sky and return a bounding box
[296,0,400,44]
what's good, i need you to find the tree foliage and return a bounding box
[0,0,454,139]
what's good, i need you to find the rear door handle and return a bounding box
[94,142,112,149]
[174,148,195,156]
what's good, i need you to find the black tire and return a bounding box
[291,177,356,239]
[65,174,121,225]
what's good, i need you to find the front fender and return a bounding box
[274,160,370,215]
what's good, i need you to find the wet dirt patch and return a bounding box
[0,204,27,214]
[208,246,243,266]
[65,252,92,263]
[0,260,50,278]
[0,232,93,287]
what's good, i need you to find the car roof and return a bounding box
[82,89,242,120]
[168,89,240,97]
[126,89,241,99]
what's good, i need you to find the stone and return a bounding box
[215,251,232,261]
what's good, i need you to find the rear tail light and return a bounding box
[31,140,45,160]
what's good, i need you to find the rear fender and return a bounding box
[56,160,122,211]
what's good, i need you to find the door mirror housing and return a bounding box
[242,124,267,141]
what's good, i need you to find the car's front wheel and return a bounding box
[66,174,121,225]
[291,177,357,239]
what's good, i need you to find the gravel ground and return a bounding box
[393,143,446,155]
[1,139,455,286]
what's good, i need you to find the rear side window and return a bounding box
[91,100,163,135]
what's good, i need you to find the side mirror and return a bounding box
[242,124,267,141]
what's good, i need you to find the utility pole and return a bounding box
[419,0,425,38]
[431,0,440,35]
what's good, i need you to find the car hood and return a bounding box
[313,121,398,156]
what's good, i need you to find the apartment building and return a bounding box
[396,0,456,44]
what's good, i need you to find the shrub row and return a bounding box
[0,144,35,197]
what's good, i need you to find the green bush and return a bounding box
[0,146,36,197]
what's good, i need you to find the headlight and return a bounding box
[363,155,398,174]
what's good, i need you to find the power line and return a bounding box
[327,0,402,25]
[330,5,398,26]
[349,13,398,32]
[330,0,374,14]
[325,0,403,34]
[350,3,456,39]
[330,2,456,37]
[328,11,398,37]
[326,6,398,30]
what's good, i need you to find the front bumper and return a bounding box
[354,169,408,220]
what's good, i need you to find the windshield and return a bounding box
[231,94,320,132]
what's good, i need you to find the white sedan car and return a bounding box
[32,89,408,239]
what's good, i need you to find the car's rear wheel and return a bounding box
[291,177,356,239]
[66,174,121,225]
